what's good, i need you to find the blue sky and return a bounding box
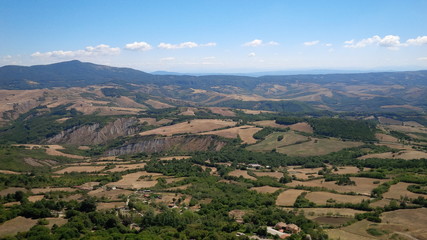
[1,0,427,72]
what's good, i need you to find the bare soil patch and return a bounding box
[140,119,236,136]
[28,195,44,202]
[305,192,371,205]
[276,189,307,206]
[334,166,361,175]
[0,170,21,174]
[0,217,37,237]
[228,170,256,180]
[250,186,281,194]
[54,166,105,174]
[286,177,387,195]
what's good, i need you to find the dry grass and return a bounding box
[106,171,164,189]
[45,218,68,229]
[333,166,361,175]
[252,120,289,129]
[54,166,105,174]
[14,144,86,159]
[359,150,427,160]
[250,186,281,194]
[384,124,427,134]
[145,99,173,109]
[97,202,126,210]
[247,131,309,152]
[201,125,261,144]
[383,182,427,200]
[287,167,322,180]
[31,187,76,194]
[378,208,427,240]
[253,171,283,179]
[28,195,44,202]
[88,188,133,201]
[369,199,391,208]
[276,189,306,206]
[228,170,256,180]
[286,177,387,195]
[0,217,37,238]
[139,118,172,126]
[0,170,20,174]
[277,138,362,157]
[159,156,191,161]
[305,192,371,205]
[140,119,236,136]
[207,107,236,117]
[105,163,146,172]
[239,109,274,115]
[0,187,28,197]
[166,184,192,191]
[376,133,399,143]
[284,208,367,219]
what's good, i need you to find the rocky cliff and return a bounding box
[104,135,226,155]
[47,117,139,145]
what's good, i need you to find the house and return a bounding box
[286,224,301,234]
[267,227,292,239]
[274,222,287,230]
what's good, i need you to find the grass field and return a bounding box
[54,166,105,174]
[97,202,126,210]
[201,125,261,144]
[0,217,37,238]
[105,163,147,172]
[383,182,427,200]
[88,188,133,201]
[287,166,322,180]
[31,187,76,194]
[250,186,281,194]
[106,171,164,189]
[283,208,367,219]
[277,138,362,157]
[305,192,371,205]
[286,177,387,195]
[276,189,306,206]
[253,171,283,179]
[228,170,257,180]
[359,150,427,160]
[247,131,309,152]
[139,119,236,136]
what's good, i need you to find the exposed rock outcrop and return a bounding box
[104,135,226,156]
[47,117,139,145]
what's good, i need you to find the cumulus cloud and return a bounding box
[325,43,333,47]
[248,52,256,57]
[32,44,120,58]
[243,39,279,47]
[304,40,320,46]
[417,57,427,61]
[343,35,427,49]
[125,41,152,51]
[407,36,427,46]
[158,41,216,49]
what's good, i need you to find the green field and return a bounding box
[276,138,363,156]
[247,131,309,152]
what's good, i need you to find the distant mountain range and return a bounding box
[1,60,426,112]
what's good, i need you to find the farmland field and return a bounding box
[305,192,371,205]
[276,189,306,206]
[250,186,282,194]
[228,170,256,180]
[201,125,261,144]
[139,119,236,136]
[277,138,363,156]
[247,131,309,152]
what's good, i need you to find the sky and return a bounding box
[1,0,427,73]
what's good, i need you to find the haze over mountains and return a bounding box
[0,60,426,113]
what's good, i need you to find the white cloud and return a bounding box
[342,35,427,49]
[417,57,427,61]
[32,44,120,58]
[202,56,216,60]
[125,41,152,51]
[304,40,320,46]
[325,43,333,47]
[248,52,256,57]
[243,39,263,47]
[267,41,279,46]
[243,39,279,47]
[160,57,175,61]
[158,41,216,49]
[407,36,427,46]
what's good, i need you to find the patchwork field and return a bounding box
[247,131,309,152]
[139,119,236,136]
[277,138,363,156]
[228,170,256,180]
[287,167,323,180]
[286,177,387,195]
[105,163,147,172]
[88,188,133,201]
[276,189,306,206]
[0,217,37,238]
[250,186,281,194]
[138,118,173,126]
[13,144,86,159]
[206,107,236,117]
[0,187,27,197]
[252,171,283,179]
[31,187,76,194]
[359,150,427,160]
[54,166,105,174]
[97,202,126,210]
[106,171,164,189]
[305,192,371,205]
[284,208,367,219]
[159,156,191,161]
[201,125,261,144]
[383,182,427,200]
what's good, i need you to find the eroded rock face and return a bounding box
[47,117,139,145]
[104,135,226,156]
